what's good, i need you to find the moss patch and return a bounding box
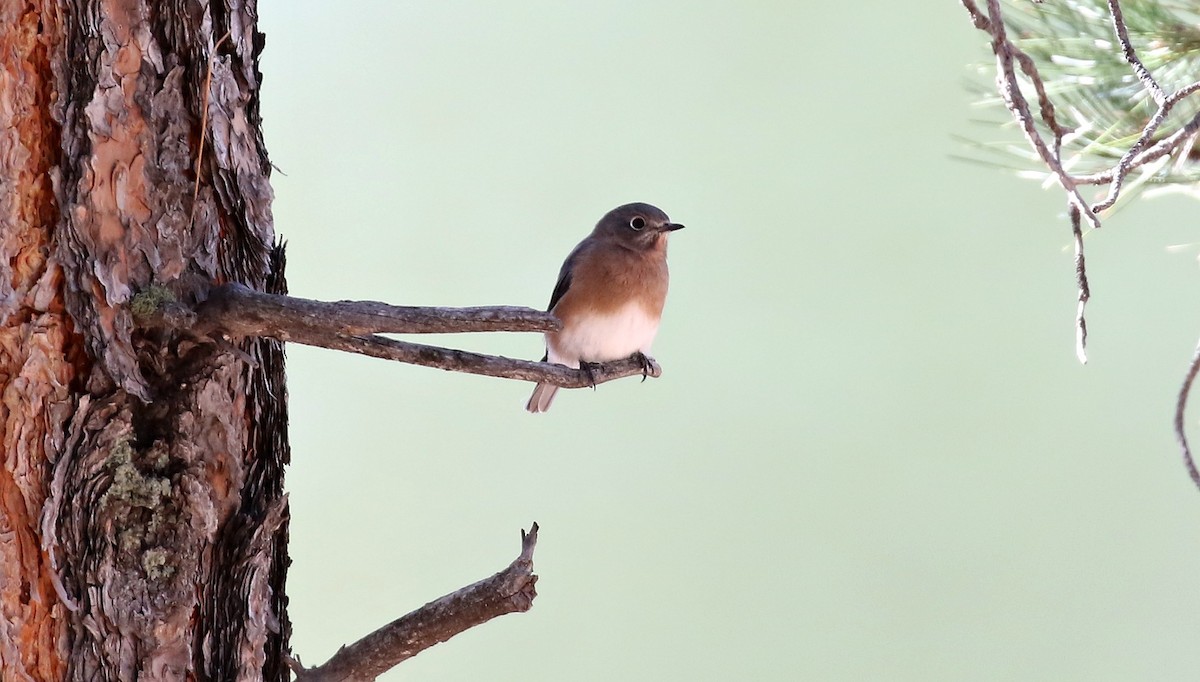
[129,284,176,320]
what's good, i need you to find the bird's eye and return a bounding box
[629,216,646,231]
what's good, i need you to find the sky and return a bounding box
[255,2,1200,680]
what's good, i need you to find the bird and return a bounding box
[525,202,684,413]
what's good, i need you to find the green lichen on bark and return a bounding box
[101,439,178,581]
[141,548,175,580]
[129,284,176,321]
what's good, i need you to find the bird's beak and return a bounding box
[662,223,685,232]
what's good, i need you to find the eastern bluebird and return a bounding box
[526,202,684,412]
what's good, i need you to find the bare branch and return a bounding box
[314,333,661,387]
[197,282,561,336]
[1106,0,1166,105]
[1091,81,1200,209]
[137,283,661,389]
[1174,342,1200,492]
[972,0,1101,229]
[960,0,991,32]
[295,524,540,682]
[1073,106,1200,186]
[1013,49,1072,157]
[1069,204,1090,364]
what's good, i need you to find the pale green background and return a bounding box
[256,2,1200,680]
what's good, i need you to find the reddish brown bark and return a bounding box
[0,3,76,680]
[0,2,290,680]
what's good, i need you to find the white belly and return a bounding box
[548,303,659,367]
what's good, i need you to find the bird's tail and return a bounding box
[526,383,558,413]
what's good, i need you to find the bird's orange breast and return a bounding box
[552,243,669,324]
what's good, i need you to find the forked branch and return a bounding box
[136,283,662,389]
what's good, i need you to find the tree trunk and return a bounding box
[0,1,291,680]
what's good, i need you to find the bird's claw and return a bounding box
[633,352,654,382]
[580,361,600,389]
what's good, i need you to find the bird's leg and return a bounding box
[579,361,600,389]
[632,352,654,382]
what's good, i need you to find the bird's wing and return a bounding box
[547,241,587,311]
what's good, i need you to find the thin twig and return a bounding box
[1069,204,1089,364]
[1174,341,1200,491]
[189,31,231,229]
[1073,107,1200,185]
[1014,49,1071,144]
[1092,81,1200,210]
[320,333,660,387]
[979,0,1101,229]
[295,524,540,682]
[1106,0,1166,105]
[960,0,992,32]
[963,0,1101,366]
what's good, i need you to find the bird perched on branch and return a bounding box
[526,202,684,413]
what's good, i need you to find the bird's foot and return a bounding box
[580,361,601,389]
[632,352,655,382]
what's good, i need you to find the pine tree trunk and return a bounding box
[0,2,291,680]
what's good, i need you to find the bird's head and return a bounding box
[593,202,685,251]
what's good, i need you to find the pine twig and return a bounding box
[961,0,1200,491]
